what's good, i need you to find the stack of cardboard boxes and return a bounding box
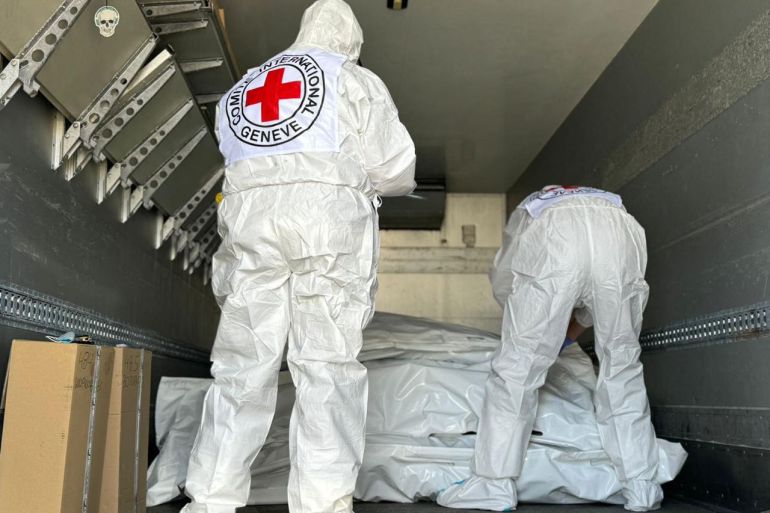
[0,340,152,513]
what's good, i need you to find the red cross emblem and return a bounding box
[225,53,327,147]
[245,68,302,123]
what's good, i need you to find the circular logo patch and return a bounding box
[224,54,326,147]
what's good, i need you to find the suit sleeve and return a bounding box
[573,306,594,328]
[353,67,416,197]
[214,103,222,142]
[489,209,529,307]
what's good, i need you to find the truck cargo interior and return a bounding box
[0,1,768,513]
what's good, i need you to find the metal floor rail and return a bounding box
[0,280,209,362]
[585,301,770,356]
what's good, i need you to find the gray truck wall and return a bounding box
[0,92,217,442]
[509,1,770,511]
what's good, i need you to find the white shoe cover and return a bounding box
[623,480,664,511]
[437,475,517,511]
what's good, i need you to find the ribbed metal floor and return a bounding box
[150,499,719,513]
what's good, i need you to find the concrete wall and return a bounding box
[509,1,770,510]
[376,194,506,333]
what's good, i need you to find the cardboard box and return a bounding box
[98,347,152,513]
[0,341,115,513]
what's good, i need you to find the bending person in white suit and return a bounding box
[438,185,663,512]
[182,1,416,512]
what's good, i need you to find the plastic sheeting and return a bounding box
[147,313,686,507]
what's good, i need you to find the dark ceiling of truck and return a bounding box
[0,0,654,275]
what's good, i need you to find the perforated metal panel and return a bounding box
[40,0,152,117]
[103,54,196,162]
[0,0,154,119]
[0,0,66,56]
[0,0,233,273]
[144,4,237,97]
[152,135,222,215]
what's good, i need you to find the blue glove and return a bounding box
[560,336,575,354]
[46,331,76,343]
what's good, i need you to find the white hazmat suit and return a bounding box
[438,186,663,512]
[182,1,416,512]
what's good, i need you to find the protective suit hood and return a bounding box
[293,0,363,61]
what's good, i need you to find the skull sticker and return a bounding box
[94,6,120,38]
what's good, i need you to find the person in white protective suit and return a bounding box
[438,185,663,512]
[181,1,416,512]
